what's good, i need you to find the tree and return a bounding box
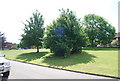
[44,9,86,57]
[21,10,44,52]
[0,32,6,50]
[111,39,120,47]
[83,14,116,47]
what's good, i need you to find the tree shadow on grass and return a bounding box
[42,51,97,68]
[16,52,49,61]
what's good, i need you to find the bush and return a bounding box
[44,9,86,58]
[111,40,120,46]
[51,42,70,57]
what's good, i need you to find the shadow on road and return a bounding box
[16,52,49,61]
[42,51,97,68]
[1,77,8,81]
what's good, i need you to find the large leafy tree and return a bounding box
[21,10,44,52]
[44,9,86,57]
[83,14,116,47]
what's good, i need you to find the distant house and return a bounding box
[4,42,15,49]
[0,40,15,50]
[112,32,120,47]
[113,32,120,41]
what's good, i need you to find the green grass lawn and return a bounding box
[0,48,118,77]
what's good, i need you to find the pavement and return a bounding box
[0,60,114,80]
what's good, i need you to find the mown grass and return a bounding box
[83,47,119,51]
[0,48,118,77]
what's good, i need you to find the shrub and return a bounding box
[44,9,86,57]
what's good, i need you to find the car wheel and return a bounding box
[2,71,10,77]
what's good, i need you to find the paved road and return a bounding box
[1,60,112,79]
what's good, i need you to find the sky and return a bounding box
[0,0,119,44]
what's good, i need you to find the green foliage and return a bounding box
[83,14,116,47]
[21,10,44,52]
[111,40,120,46]
[44,9,86,57]
[111,40,117,46]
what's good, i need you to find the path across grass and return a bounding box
[0,48,118,77]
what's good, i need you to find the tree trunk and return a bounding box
[36,46,39,53]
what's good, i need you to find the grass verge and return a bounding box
[0,48,118,77]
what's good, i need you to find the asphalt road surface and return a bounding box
[1,60,113,79]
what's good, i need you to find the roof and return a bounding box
[114,32,120,38]
[116,32,120,37]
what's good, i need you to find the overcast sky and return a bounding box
[0,0,119,44]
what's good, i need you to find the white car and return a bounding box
[0,54,10,78]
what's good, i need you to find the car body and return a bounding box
[0,54,10,77]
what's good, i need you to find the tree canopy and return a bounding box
[44,9,86,57]
[21,10,44,52]
[83,14,116,47]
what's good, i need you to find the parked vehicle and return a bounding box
[0,54,10,78]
